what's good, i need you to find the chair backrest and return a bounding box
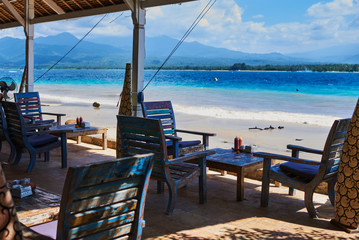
[318,118,351,180]
[2,102,27,147]
[57,154,154,240]
[0,164,23,240]
[141,101,177,137]
[14,92,43,122]
[117,115,168,180]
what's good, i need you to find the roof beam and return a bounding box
[42,0,65,15]
[32,4,129,25]
[142,0,195,8]
[0,0,24,26]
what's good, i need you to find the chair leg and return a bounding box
[27,153,37,173]
[304,188,318,218]
[13,150,22,165]
[44,152,50,162]
[199,156,206,204]
[261,158,271,207]
[289,187,296,196]
[327,179,336,206]
[165,182,177,215]
[157,181,164,194]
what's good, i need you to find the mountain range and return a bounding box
[0,32,358,69]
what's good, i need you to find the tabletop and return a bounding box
[207,148,263,167]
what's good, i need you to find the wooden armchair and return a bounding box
[141,101,216,157]
[2,102,61,172]
[117,115,215,214]
[14,92,65,126]
[0,104,15,162]
[3,154,153,239]
[254,118,351,218]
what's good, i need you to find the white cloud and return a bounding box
[307,0,359,18]
[1,0,359,54]
[253,14,264,19]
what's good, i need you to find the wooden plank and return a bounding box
[73,177,141,200]
[75,223,132,240]
[146,109,171,115]
[71,188,138,212]
[74,157,152,188]
[123,133,160,144]
[143,101,172,110]
[70,200,137,227]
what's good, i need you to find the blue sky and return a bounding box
[0,0,358,54]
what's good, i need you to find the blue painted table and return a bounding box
[207,148,263,201]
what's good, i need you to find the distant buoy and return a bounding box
[214,77,218,81]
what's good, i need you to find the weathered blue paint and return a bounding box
[14,92,65,125]
[2,101,61,173]
[117,115,215,214]
[141,101,216,156]
[0,104,16,162]
[254,118,351,218]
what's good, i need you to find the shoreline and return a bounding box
[42,103,330,159]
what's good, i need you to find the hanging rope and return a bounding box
[141,0,217,92]
[34,14,108,83]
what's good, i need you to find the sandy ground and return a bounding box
[41,102,330,161]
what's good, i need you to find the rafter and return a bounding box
[42,0,65,14]
[58,0,74,12]
[34,1,51,15]
[0,0,24,26]
[69,0,83,10]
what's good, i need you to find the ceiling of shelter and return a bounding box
[0,0,192,30]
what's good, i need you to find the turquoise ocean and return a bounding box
[1,69,358,127]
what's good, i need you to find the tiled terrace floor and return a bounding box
[1,141,357,239]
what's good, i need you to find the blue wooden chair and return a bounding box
[14,92,65,126]
[117,115,215,214]
[2,101,61,172]
[141,101,216,157]
[0,104,15,162]
[254,118,351,218]
[20,154,153,239]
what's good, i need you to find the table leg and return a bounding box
[102,131,107,150]
[237,167,244,201]
[199,156,207,204]
[60,132,67,168]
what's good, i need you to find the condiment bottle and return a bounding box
[234,137,239,150]
[238,136,243,146]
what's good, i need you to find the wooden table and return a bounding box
[48,124,107,168]
[206,148,263,201]
[14,187,61,227]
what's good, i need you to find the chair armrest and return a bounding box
[175,129,216,137]
[165,135,182,141]
[176,129,216,148]
[25,123,53,132]
[253,152,321,165]
[168,149,216,164]
[287,144,323,155]
[41,112,66,117]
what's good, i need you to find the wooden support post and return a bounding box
[24,0,34,92]
[131,1,146,117]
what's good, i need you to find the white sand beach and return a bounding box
[41,102,331,160]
